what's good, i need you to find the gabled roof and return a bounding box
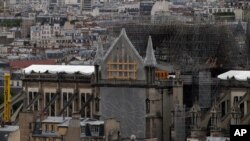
[144,36,157,67]
[94,37,104,65]
[103,28,143,63]
[190,99,201,113]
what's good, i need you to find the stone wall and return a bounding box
[100,87,146,139]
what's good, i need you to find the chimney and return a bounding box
[176,69,181,79]
[72,112,81,120]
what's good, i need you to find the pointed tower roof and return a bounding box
[190,98,201,113]
[144,36,157,67]
[234,20,245,36]
[94,37,104,65]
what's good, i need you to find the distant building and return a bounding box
[21,18,35,38]
[151,1,171,23]
[30,24,61,40]
[140,0,155,15]
[81,0,93,12]
[31,24,74,49]
[36,14,67,26]
[32,115,105,141]
[206,7,234,15]
[18,112,121,141]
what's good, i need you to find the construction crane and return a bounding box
[3,73,11,123]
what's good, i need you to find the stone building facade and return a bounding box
[95,29,183,140]
[20,28,183,141]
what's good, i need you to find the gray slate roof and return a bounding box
[144,36,157,67]
[103,28,143,63]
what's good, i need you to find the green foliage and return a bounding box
[70,19,79,24]
[213,12,235,17]
[0,19,22,27]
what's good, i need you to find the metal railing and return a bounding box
[22,73,91,82]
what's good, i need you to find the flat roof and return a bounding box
[23,65,95,75]
[0,125,19,132]
[218,70,250,81]
[42,116,71,123]
[58,118,104,127]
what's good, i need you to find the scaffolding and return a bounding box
[108,22,241,71]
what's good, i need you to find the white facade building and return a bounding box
[31,23,61,41]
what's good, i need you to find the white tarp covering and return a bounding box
[217,70,250,81]
[23,65,94,75]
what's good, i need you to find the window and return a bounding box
[45,124,48,131]
[209,9,212,13]
[234,97,239,103]
[28,92,33,103]
[51,125,54,132]
[91,125,99,133]
[146,98,150,113]
[34,92,38,111]
[29,123,32,129]
[81,126,85,134]
[80,93,86,117]
[95,97,100,112]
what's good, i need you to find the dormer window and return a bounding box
[81,126,86,134]
[90,125,99,136]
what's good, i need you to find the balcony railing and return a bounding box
[94,79,176,88]
[23,73,180,87]
[22,73,92,83]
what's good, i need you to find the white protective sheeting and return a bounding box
[217,70,250,81]
[23,65,94,75]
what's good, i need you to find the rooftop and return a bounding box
[41,116,104,127]
[10,59,56,70]
[23,65,95,75]
[0,125,19,132]
[217,70,250,81]
[42,116,71,123]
